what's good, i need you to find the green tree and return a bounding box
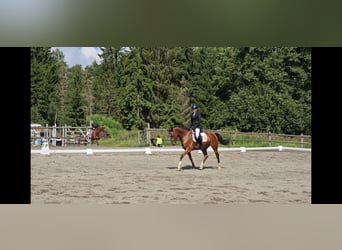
[31,47,311,135]
[227,83,309,134]
[63,65,86,126]
[31,47,61,125]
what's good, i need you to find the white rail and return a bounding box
[31,146,311,155]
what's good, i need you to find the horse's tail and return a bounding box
[215,133,229,145]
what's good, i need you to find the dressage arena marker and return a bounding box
[32,146,310,155]
[145,147,152,154]
[40,141,50,155]
[86,148,94,155]
[240,147,246,153]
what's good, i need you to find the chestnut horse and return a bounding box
[168,126,229,170]
[90,125,106,146]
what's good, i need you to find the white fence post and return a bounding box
[146,123,151,146]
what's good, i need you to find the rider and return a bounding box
[90,117,96,129]
[86,117,96,137]
[190,103,203,148]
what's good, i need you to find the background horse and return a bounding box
[168,126,229,170]
[90,125,106,146]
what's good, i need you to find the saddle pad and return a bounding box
[192,132,207,142]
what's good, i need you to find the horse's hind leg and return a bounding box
[213,149,221,169]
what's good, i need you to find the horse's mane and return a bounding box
[170,125,190,131]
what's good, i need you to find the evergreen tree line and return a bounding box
[31,47,311,135]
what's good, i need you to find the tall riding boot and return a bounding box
[197,136,203,150]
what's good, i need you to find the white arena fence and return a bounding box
[31,124,311,148]
[31,145,311,155]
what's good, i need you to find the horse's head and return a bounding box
[168,127,178,145]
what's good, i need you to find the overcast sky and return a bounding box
[52,47,102,69]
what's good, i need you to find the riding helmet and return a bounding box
[191,104,198,109]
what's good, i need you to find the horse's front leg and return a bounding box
[187,152,196,168]
[178,149,191,171]
[199,148,209,170]
[178,153,185,170]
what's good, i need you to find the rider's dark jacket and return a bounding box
[190,110,202,131]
